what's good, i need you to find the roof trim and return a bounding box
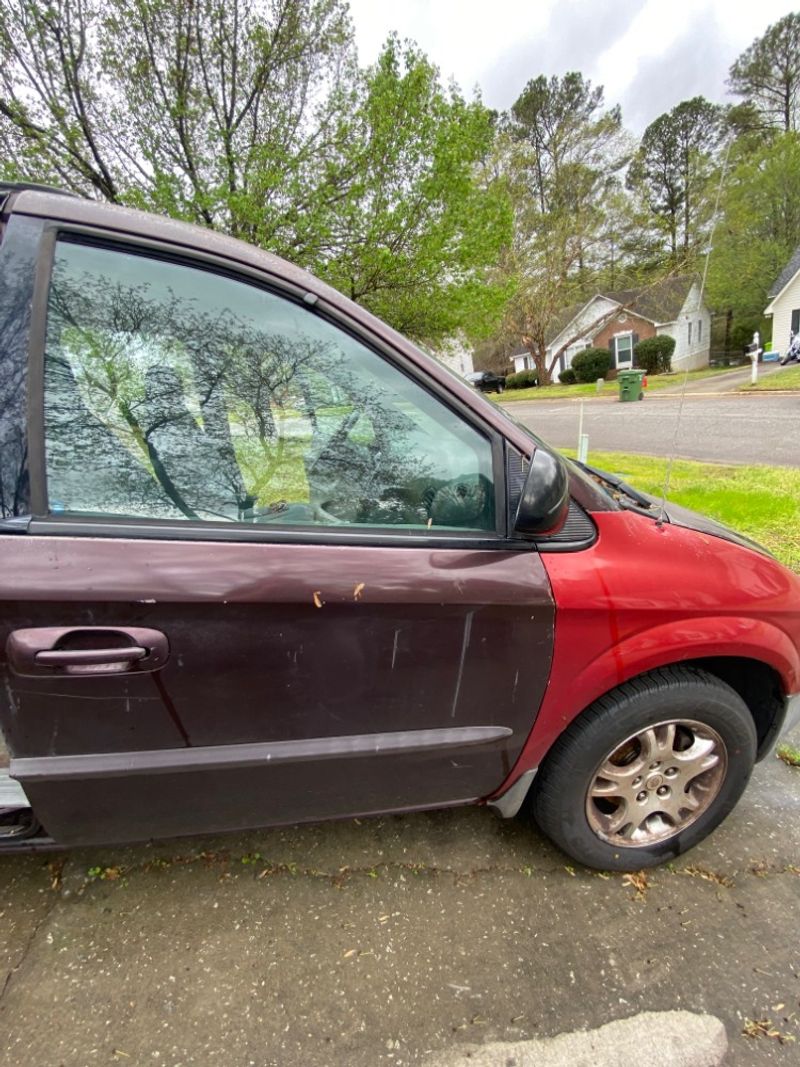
[767,244,800,302]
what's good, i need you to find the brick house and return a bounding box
[511,275,711,377]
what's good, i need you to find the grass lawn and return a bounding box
[500,365,741,402]
[739,364,800,391]
[560,448,800,572]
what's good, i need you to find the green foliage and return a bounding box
[627,97,725,263]
[317,36,512,343]
[634,335,675,374]
[558,368,577,384]
[506,369,538,389]
[507,71,626,217]
[728,13,800,132]
[0,3,509,346]
[498,72,630,385]
[777,742,800,767]
[705,132,800,350]
[571,347,611,382]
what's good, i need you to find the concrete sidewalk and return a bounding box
[1,732,799,1066]
[651,362,785,395]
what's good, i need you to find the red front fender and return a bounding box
[494,509,800,793]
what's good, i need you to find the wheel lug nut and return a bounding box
[657,786,669,797]
[665,767,678,778]
[637,791,647,802]
[649,762,660,770]
[633,777,642,787]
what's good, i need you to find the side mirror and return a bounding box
[513,448,570,538]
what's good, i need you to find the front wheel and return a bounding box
[530,667,757,870]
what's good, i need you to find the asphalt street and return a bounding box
[502,393,799,467]
[1,725,799,1066]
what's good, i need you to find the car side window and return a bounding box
[42,239,495,531]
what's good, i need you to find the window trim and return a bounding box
[612,332,634,369]
[28,223,511,545]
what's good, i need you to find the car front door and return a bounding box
[0,218,555,846]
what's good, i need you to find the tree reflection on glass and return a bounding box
[44,242,494,530]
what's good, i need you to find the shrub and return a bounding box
[634,335,675,374]
[558,368,577,384]
[506,369,538,389]
[570,347,611,383]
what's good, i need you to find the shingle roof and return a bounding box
[768,245,800,298]
[605,274,697,324]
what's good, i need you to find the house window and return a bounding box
[791,309,800,336]
[698,319,702,342]
[688,321,693,345]
[612,333,633,369]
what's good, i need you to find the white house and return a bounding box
[511,276,711,376]
[434,335,475,378]
[764,246,800,357]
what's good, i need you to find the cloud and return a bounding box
[479,0,643,111]
[618,7,733,131]
[347,0,796,131]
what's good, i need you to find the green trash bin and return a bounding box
[618,369,646,402]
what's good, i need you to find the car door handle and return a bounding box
[35,647,148,667]
[6,627,169,677]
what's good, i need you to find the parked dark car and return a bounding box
[466,369,506,394]
[1,182,799,869]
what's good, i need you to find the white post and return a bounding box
[749,330,761,385]
[577,401,589,462]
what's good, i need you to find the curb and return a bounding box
[500,389,800,405]
[425,1010,728,1067]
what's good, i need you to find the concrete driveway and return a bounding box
[1,727,798,1066]
[503,393,799,467]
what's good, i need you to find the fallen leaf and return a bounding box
[343,948,357,958]
[622,870,651,899]
[312,591,324,608]
[353,582,365,601]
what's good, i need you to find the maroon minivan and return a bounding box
[1,182,798,870]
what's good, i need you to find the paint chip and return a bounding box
[313,591,324,608]
[353,582,365,601]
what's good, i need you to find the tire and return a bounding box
[497,383,505,393]
[530,667,757,871]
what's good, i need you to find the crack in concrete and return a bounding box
[0,894,59,1011]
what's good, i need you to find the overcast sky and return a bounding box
[347,1,796,133]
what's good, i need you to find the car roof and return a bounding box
[8,188,342,304]
[0,180,81,199]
